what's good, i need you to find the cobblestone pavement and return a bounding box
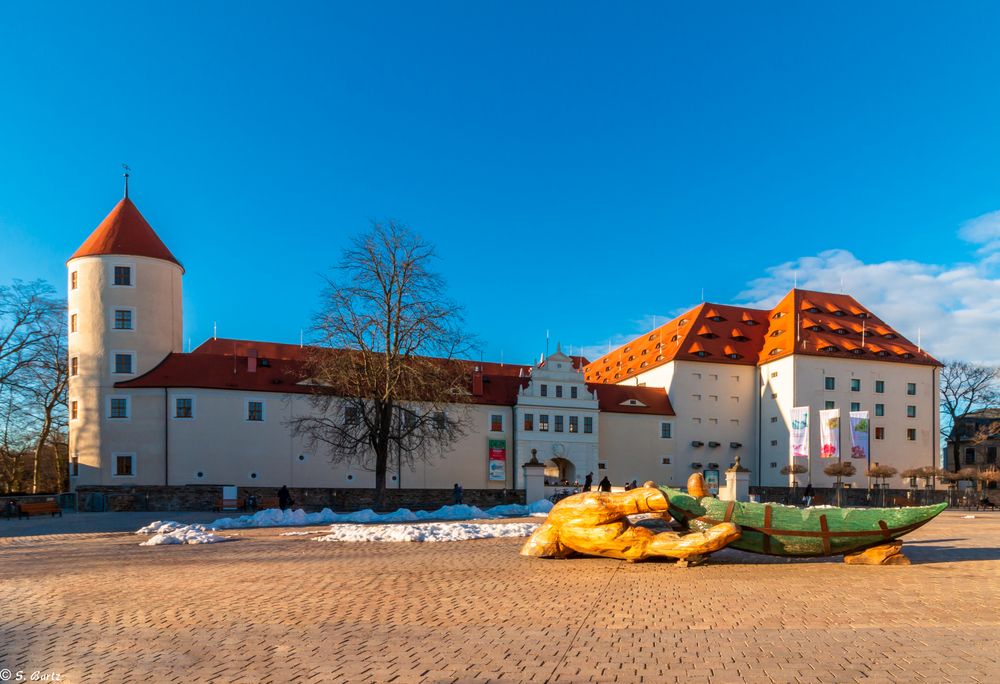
[1,509,999,683]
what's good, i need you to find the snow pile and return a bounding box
[137,522,229,546]
[313,521,539,543]
[962,514,977,519]
[209,499,554,529]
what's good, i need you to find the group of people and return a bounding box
[581,472,613,492]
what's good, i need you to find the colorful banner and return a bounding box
[488,439,506,481]
[790,406,810,459]
[819,408,840,459]
[849,411,870,460]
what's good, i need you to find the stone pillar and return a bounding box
[720,455,751,502]
[522,448,547,505]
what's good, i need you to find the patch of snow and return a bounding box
[962,514,977,519]
[138,525,229,546]
[313,521,539,543]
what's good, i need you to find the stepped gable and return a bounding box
[118,338,532,404]
[69,198,183,270]
[584,302,770,383]
[759,289,941,366]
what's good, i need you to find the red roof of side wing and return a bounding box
[69,198,183,270]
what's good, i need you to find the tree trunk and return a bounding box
[952,438,962,473]
[31,414,53,494]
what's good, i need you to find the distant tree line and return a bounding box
[0,279,68,494]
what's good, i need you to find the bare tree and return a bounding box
[292,221,475,509]
[941,361,999,472]
[823,461,856,506]
[20,305,69,493]
[0,280,61,387]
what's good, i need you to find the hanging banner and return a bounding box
[488,439,507,481]
[819,409,840,459]
[849,411,870,460]
[790,406,810,459]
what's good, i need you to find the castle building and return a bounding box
[67,193,942,497]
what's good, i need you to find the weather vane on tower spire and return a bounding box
[122,163,131,198]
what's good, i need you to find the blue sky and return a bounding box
[1,2,998,363]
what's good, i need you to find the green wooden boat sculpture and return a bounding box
[660,486,947,557]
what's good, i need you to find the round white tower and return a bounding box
[67,189,183,488]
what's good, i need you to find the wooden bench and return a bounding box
[215,497,245,512]
[890,496,918,507]
[259,496,280,509]
[18,501,62,518]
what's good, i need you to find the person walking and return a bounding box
[598,475,612,492]
[278,485,292,510]
[583,472,594,492]
[803,483,814,507]
[452,483,464,505]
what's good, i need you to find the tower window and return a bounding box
[71,271,78,289]
[113,353,134,374]
[71,401,78,419]
[71,357,78,376]
[109,397,129,419]
[70,313,78,333]
[114,309,133,330]
[660,422,672,439]
[70,456,79,477]
[175,397,194,419]
[247,400,264,422]
[114,266,132,286]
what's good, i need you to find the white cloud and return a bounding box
[738,213,1000,365]
[585,211,1000,366]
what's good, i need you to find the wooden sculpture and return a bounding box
[522,473,946,564]
[520,477,740,562]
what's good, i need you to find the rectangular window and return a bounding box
[907,428,917,441]
[568,416,578,433]
[523,413,533,431]
[114,309,133,330]
[70,313,78,333]
[540,384,547,397]
[114,353,133,374]
[70,456,79,477]
[71,357,78,376]
[110,397,128,419]
[875,427,885,440]
[71,271,77,289]
[554,415,564,432]
[555,385,563,398]
[825,401,835,410]
[584,416,593,434]
[433,411,447,431]
[875,404,884,417]
[247,400,264,421]
[660,422,672,439]
[770,371,778,378]
[906,382,917,395]
[906,405,916,418]
[114,266,131,286]
[824,377,835,390]
[175,398,193,419]
[661,457,671,465]
[490,414,503,432]
[851,402,861,412]
[770,416,778,423]
[875,380,885,393]
[850,378,861,392]
[965,447,976,464]
[71,401,78,419]
[770,439,778,446]
[113,453,135,477]
[539,414,549,432]
[571,386,578,399]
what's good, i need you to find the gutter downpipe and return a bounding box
[164,388,169,486]
[511,405,518,492]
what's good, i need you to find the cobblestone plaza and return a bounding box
[2,510,999,683]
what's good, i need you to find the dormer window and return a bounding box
[850,348,864,355]
[821,345,838,352]
[806,307,820,314]
[834,328,848,335]
[640,349,647,355]
[670,334,680,342]
[809,324,823,332]
[768,348,783,356]
[732,335,749,342]
[678,319,688,326]
[832,310,845,317]
[655,355,665,361]
[640,361,648,368]
[626,367,635,374]
[772,312,786,319]
[884,333,897,339]
[727,352,742,359]
[857,312,869,319]
[708,315,725,322]
[743,318,759,326]
[877,350,890,358]
[648,334,656,341]
[900,352,914,359]
[694,350,709,357]
[769,329,783,337]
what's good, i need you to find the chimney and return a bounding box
[472,366,483,396]
[248,348,257,373]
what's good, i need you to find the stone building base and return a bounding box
[74,484,524,513]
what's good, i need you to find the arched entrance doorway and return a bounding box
[544,457,576,485]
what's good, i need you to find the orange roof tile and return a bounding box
[585,289,941,384]
[69,198,183,270]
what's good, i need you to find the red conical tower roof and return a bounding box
[69,198,183,271]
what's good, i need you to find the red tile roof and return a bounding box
[118,339,533,406]
[587,384,674,416]
[584,289,940,383]
[69,198,183,270]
